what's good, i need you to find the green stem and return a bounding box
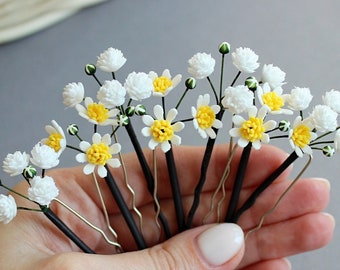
[231,71,241,87]
[207,76,219,104]
[219,54,225,100]
[175,88,189,109]
[66,145,84,153]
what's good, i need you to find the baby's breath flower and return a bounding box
[2,151,30,177]
[27,175,59,206]
[96,48,126,73]
[334,129,340,153]
[141,105,184,153]
[192,94,223,139]
[97,80,126,108]
[124,72,153,100]
[284,87,313,111]
[0,195,17,224]
[289,116,317,157]
[62,82,85,108]
[41,120,66,156]
[257,83,292,115]
[231,47,260,73]
[188,52,215,79]
[30,143,59,169]
[261,64,286,89]
[76,97,119,126]
[309,105,338,132]
[323,89,340,113]
[229,106,276,150]
[222,85,254,114]
[76,133,121,178]
[149,69,182,97]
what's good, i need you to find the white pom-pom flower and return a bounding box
[309,105,338,132]
[124,72,153,100]
[41,120,66,157]
[28,175,59,206]
[261,64,286,89]
[188,52,215,79]
[149,69,182,97]
[0,194,17,224]
[30,143,59,169]
[323,89,340,113]
[96,48,127,73]
[192,94,222,139]
[284,87,313,111]
[231,47,260,73]
[62,82,84,107]
[97,80,126,108]
[2,151,30,177]
[76,133,121,178]
[222,85,254,114]
[142,105,184,153]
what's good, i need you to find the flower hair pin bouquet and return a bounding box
[1,41,339,254]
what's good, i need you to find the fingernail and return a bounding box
[311,177,330,190]
[197,223,244,266]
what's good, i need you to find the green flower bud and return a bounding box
[135,104,146,116]
[85,64,96,75]
[185,77,197,89]
[322,145,335,157]
[117,114,129,126]
[125,106,135,117]
[67,124,79,135]
[278,120,290,132]
[23,165,37,179]
[245,76,258,91]
[219,41,231,54]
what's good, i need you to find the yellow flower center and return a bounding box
[86,143,112,165]
[153,76,173,94]
[150,119,174,142]
[239,117,265,142]
[45,133,63,152]
[291,125,311,148]
[262,92,284,111]
[196,105,216,129]
[87,103,109,123]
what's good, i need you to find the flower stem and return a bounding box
[207,76,219,104]
[104,166,147,250]
[165,146,185,232]
[224,143,252,222]
[124,122,171,238]
[230,151,299,223]
[175,88,189,109]
[42,206,95,253]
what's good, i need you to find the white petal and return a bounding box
[162,69,171,78]
[76,153,87,163]
[191,106,197,118]
[261,133,270,143]
[205,128,216,139]
[172,122,185,132]
[84,97,93,107]
[257,106,268,119]
[142,115,154,126]
[171,135,182,145]
[237,138,249,148]
[107,158,121,168]
[110,143,121,154]
[161,141,171,152]
[172,74,182,88]
[79,141,91,151]
[141,127,151,137]
[154,105,164,120]
[263,120,277,131]
[211,104,221,114]
[166,108,178,122]
[83,163,95,175]
[198,128,208,138]
[148,139,158,150]
[252,140,262,150]
[232,115,245,126]
[248,106,258,117]
[97,165,108,178]
[229,128,241,137]
[148,71,158,80]
[92,133,102,144]
[212,119,223,129]
[102,134,111,145]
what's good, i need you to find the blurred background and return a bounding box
[0,0,339,268]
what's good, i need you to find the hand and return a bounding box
[0,144,334,270]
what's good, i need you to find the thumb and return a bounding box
[49,223,244,270]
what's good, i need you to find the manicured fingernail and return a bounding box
[197,223,244,266]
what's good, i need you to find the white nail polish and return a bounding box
[197,223,244,266]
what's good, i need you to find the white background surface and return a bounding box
[0,0,339,268]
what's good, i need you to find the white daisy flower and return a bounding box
[2,151,30,177]
[188,52,215,79]
[289,116,317,157]
[222,85,254,114]
[96,47,127,73]
[76,97,119,126]
[41,120,66,157]
[124,72,153,100]
[97,80,126,108]
[334,129,340,153]
[309,105,338,132]
[323,89,340,113]
[30,143,59,169]
[257,83,292,115]
[27,175,59,206]
[76,133,121,178]
[149,69,182,97]
[284,87,313,111]
[0,194,17,224]
[261,64,286,89]
[192,94,222,139]
[231,47,260,73]
[141,105,184,152]
[229,106,276,150]
[62,82,84,107]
